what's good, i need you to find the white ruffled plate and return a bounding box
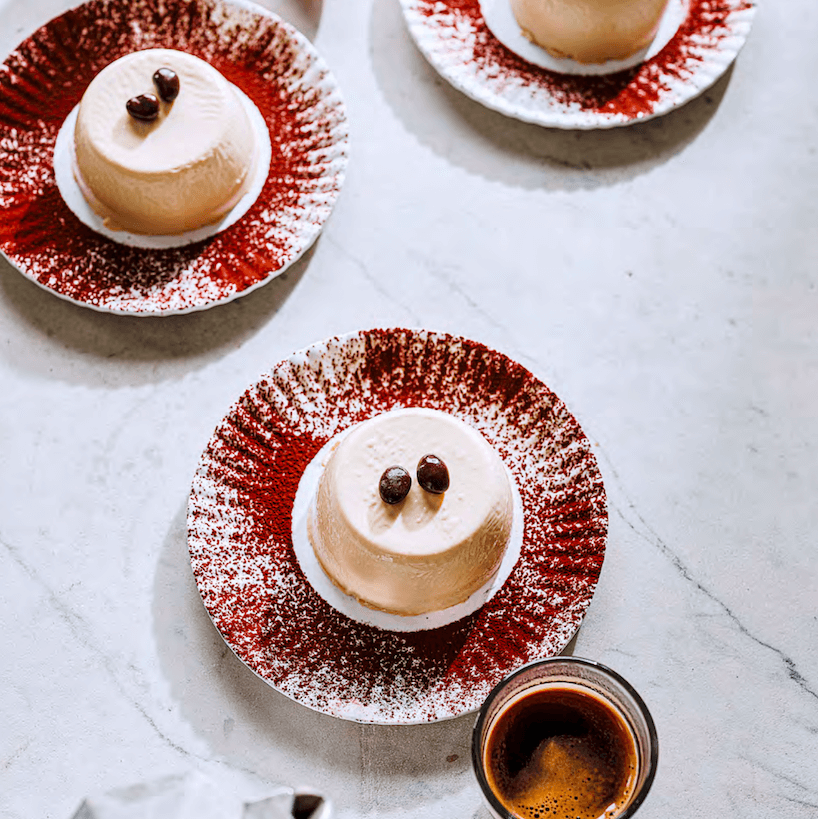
[188,328,608,724]
[399,0,756,129]
[0,0,349,314]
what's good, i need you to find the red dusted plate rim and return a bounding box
[187,328,608,724]
[400,0,756,128]
[0,0,349,314]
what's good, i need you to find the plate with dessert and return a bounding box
[400,0,756,129]
[188,328,608,724]
[0,0,349,314]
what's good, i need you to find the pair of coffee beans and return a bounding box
[126,67,180,122]
[379,455,449,504]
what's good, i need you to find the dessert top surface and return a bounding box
[318,408,512,558]
[75,48,239,172]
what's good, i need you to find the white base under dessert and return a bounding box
[291,423,524,633]
[53,86,272,249]
[480,0,687,75]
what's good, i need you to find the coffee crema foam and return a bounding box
[484,684,638,819]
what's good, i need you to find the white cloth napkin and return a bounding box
[70,771,329,819]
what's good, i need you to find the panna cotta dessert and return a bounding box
[73,48,258,234]
[307,408,514,616]
[510,0,670,64]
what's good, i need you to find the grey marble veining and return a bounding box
[1,0,817,817]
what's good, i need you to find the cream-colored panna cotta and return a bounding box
[308,408,514,616]
[73,48,257,234]
[510,0,670,63]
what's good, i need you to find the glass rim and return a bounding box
[471,656,659,819]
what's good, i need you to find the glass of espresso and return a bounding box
[472,658,658,819]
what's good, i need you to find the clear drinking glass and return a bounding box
[472,657,659,819]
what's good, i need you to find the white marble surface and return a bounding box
[1,0,817,817]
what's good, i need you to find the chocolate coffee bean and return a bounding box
[417,454,449,494]
[379,466,411,504]
[153,67,180,102]
[126,93,159,121]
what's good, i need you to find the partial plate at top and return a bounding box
[400,0,756,129]
[188,328,608,724]
[0,0,349,315]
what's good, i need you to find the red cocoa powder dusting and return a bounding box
[188,329,607,723]
[413,0,753,118]
[0,0,348,313]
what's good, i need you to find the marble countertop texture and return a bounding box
[1,0,816,817]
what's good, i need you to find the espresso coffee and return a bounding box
[484,683,638,819]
